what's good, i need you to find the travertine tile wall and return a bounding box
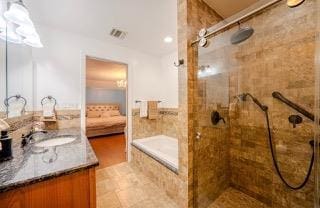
[132,108,178,140]
[193,74,231,207]
[193,103,230,208]
[177,0,222,207]
[131,147,185,206]
[194,0,317,207]
[229,1,316,207]
[131,108,185,206]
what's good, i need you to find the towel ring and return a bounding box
[41,96,57,108]
[4,95,27,115]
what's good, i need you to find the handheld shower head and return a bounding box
[235,93,248,102]
[235,93,268,111]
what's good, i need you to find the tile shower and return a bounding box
[192,0,320,207]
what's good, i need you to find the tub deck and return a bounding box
[131,135,178,173]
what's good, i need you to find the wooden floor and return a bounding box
[89,134,127,169]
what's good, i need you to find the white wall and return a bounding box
[7,43,34,112]
[31,24,178,161]
[160,51,179,108]
[86,88,126,115]
[32,25,177,110]
[0,41,6,114]
[0,0,6,115]
[0,41,34,116]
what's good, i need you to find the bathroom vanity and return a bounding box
[0,128,98,208]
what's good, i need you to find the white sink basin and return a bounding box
[35,135,77,148]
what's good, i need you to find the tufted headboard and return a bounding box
[86,103,120,115]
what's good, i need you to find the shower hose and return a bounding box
[250,98,314,190]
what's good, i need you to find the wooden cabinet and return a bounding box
[0,168,96,208]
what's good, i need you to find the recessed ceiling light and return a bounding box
[164,36,173,43]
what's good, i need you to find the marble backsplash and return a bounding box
[33,110,81,130]
[3,109,80,141]
[5,114,33,140]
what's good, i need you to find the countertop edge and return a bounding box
[0,160,99,193]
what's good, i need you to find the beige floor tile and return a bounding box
[105,166,123,179]
[98,162,178,208]
[208,188,269,208]
[97,178,120,196]
[115,173,141,190]
[128,198,157,208]
[113,162,134,176]
[116,186,148,208]
[134,172,153,185]
[96,168,110,182]
[129,197,178,208]
[97,192,122,208]
[155,197,179,208]
[140,182,166,199]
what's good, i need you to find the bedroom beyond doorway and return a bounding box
[85,56,128,168]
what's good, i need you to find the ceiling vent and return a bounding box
[110,28,127,40]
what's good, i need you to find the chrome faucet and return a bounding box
[21,130,47,148]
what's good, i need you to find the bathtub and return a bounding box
[131,135,178,173]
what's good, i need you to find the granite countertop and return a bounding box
[0,128,99,193]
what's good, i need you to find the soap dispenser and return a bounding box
[0,131,13,161]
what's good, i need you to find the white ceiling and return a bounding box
[86,57,127,81]
[86,57,127,90]
[203,0,258,18]
[24,0,177,56]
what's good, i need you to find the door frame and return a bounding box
[80,51,132,161]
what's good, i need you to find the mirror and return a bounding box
[6,44,33,118]
[0,0,37,119]
[0,1,6,119]
[0,37,5,119]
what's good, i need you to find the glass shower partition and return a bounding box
[193,0,320,207]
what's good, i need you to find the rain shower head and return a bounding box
[230,26,254,45]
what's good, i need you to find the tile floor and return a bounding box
[96,162,178,208]
[208,188,268,208]
[96,163,268,208]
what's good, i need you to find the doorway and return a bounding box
[85,56,128,169]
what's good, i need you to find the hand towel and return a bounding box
[139,101,148,118]
[148,101,158,120]
[7,104,22,118]
[43,104,55,118]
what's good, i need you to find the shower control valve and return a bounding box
[211,111,226,125]
[288,114,303,128]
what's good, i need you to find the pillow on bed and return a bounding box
[87,111,101,118]
[109,110,121,116]
[101,111,111,117]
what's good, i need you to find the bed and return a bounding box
[86,104,126,138]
